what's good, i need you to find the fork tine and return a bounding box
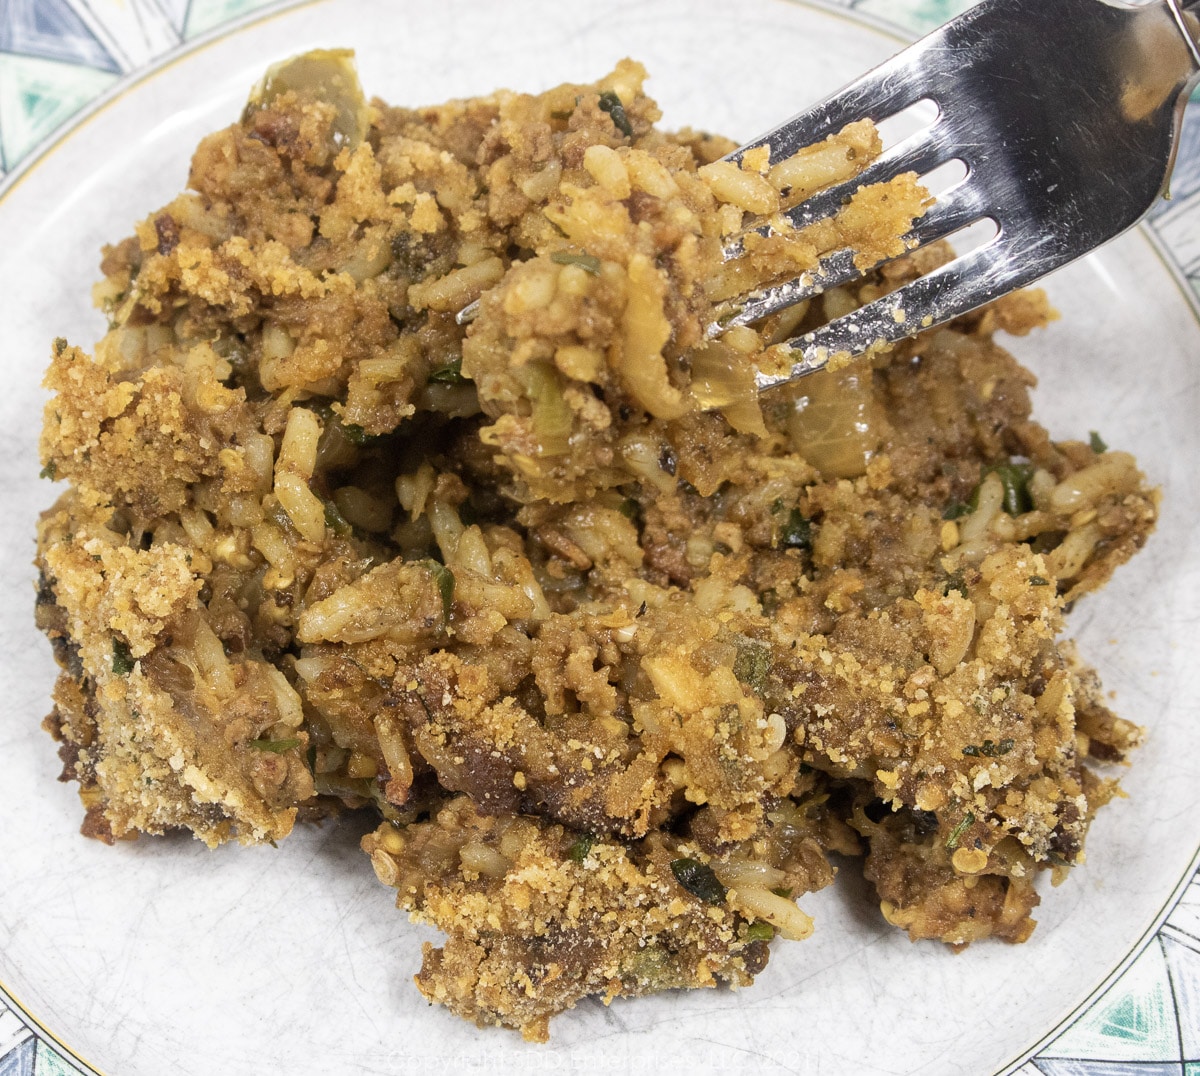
[723,131,948,261]
[902,178,983,248]
[715,249,861,331]
[718,180,986,331]
[731,40,943,164]
[754,236,1021,391]
[780,131,947,230]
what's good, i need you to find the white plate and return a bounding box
[1,2,1198,1073]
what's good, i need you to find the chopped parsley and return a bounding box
[432,563,456,622]
[1089,430,1108,454]
[733,640,772,691]
[111,639,134,676]
[323,500,352,538]
[988,462,1035,516]
[427,357,466,384]
[715,304,746,328]
[962,738,1014,758]
[567,834,595,863]
[597,91,633,137]
[248,738,301,753]
[340,423,374,446]
[745,921,775,943]
[780,508,813,550]
[550,250,601,274]
[670,857,727,904]
[946,811,976,851]
[39,461,57,481]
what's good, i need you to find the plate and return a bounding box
[1,1,1199,1073]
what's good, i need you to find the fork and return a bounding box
[723,0,1200,392]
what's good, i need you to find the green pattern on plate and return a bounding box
[34,1041,88,1076]
[185,0,288,38]
[851,0,976,33]
[1038,942,1181,1063]
[0,53,115,169]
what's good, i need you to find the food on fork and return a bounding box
[34,51,1156,1040]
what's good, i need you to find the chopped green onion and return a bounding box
[946,811,976,851]
[427,357,466,384]
[597,91,633,137]
[670,857,727,904]
[111,639,134,676]
[1088,430,1108,454]
[567,834,595,863]
[249,738,301,753]
[551,250,601,274]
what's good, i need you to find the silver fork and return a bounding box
[725,0,1200,392]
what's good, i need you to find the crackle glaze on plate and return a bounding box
[1,2,1198,1074]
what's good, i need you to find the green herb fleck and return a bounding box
[946,811,976,851]
[39,461,57,481]
[428,357,466,385]
[249,738,301,753]
[1089,430,1108,454]
[781,508,813,550]
[551,250,601,274]
[942,569,967,597]
[431,563,456,622]
[670,857,727,904]
[597,91,633,137]
[618,498,641,521]
[745,921,775,943]
[987,462,1034,516]
[340,423,373,446]
[567,834,595,863]
[323,500,352,538]
[733,641,772,691]
[942,500,972,520]
[111,639,134,676]
[962,738,1014,758]
[1028,575,1049,587]
[716,304,745,328]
